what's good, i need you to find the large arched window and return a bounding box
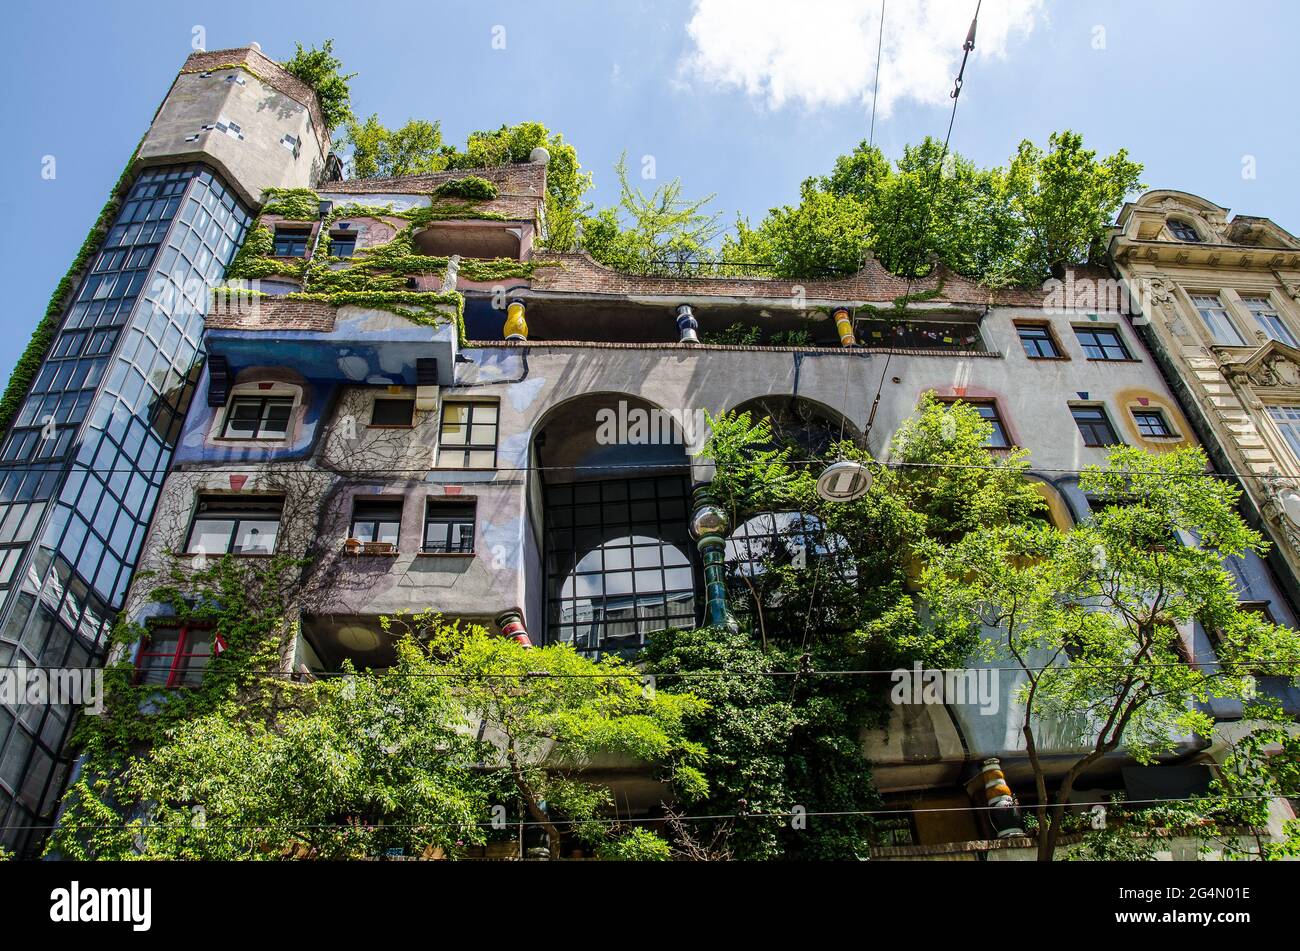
[533,394,700,655]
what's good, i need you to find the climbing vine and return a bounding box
[433,176,499,201]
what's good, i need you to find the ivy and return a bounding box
[433,176,499,201]
[260,187,321,221]
[405,202,508,227]
[0,142,141,438]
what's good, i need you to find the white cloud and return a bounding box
[682,0,1046,115]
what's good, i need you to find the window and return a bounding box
[329,231,356,258]
[1168,219,1201,242]
[871,812,918,847]
[544,477,696,653]
[221,396,293,439]
[1017,323,1060,359]
[370,398,415,427]
[423,500,476,553]
[1074,326,1132,361]
[1242,296,1298,347]
[1267,405,1300,461]
[941,398,1010,448]
[1072,405,1120,447]
[1132,409,1175,438]
[972,401,1010,449]
[185,496,282,555]
[272,227,310,257]
[1190,294,1245,346]
[350,499,402,545]
[136,622,213,688]
[438,402,499,468]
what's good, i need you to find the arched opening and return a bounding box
[729,395,864,458]
[720,397,861,627]
[532,393,700,655]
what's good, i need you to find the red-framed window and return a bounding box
[136,622,217,687]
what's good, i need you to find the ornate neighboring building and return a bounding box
[1109,190,1300,605]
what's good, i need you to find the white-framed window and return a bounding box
[1190,294,1245,346]
[1267,405,1300,462]
[1242,295,1298,348]
[1167,219,1201,242]
[212,383,301,442]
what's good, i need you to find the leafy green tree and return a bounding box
[1199,702,1300,859]
[922,445,1300,860]
[341,115,448,179]
[725,131,1141,284]
[53,640,492,860]
[644,398,1047,859]
[398,612,707,859]
[282,40,356,130]
[1003,130,1144,280]
[446,122,593,252]
[596,826,673,860]
[580,154,721,275]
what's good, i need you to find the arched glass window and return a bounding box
[1167,219,1201,243]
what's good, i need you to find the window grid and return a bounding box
[0,166,250,853]
[1072,405,1120,448]
[1132,409,1174,438]
[135,622,213,688]
[438,403,499,468]
[351,499,402,546]
[1242,296,1297,347]
[1168,220,1201,242]
[185,496,283,556]
[272,227,310,257]
[1016,323,1060,359]
[423,501,476,553]
[544,477,697,655]
[329,232,357,258]
[221,396,293,439]
[1190,294,1245,346]
[1267,405,1300,462]
[1074,326,1132,361]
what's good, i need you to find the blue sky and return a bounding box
[2,0,1296,381]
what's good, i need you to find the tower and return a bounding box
[0,44,329,854]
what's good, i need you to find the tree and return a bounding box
[580,154,722,275]
[1003,130,1145,280]
[53,639,492,860]
[921,445,1300,860]
[395,612,708,859]
[641,398,1047,860]
[446,122,593,252]
[282,40,356,130]
[341,115,448,179]
[724,131,1142,285]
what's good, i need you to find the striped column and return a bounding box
[495,608,533,648]
[834,307,856,347]
[979,757,1025,838]
[690,484,737,632]
[676,303,700,344]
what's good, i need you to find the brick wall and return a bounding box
[206,297,337,332]
[527,253,1114,307]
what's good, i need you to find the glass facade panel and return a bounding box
[544,476,697,655]
[0,165,250,852]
